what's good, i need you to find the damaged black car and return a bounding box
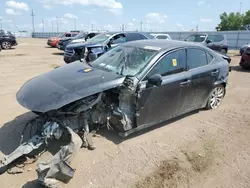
[0,40,230,187]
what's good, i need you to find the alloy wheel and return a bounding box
[2,41,11,49]
[209,86,224,109]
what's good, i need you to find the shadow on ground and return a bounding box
[52,52,64,56]
[231,65,250,72]
[22,180,40,188]
[97,110,200,145]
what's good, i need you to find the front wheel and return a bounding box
[1,41,12,49]
[221,48,227,54]
[206,84,225,110]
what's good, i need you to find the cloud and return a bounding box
[197,0,205,6]
[39,0,122,10]
[176,23,183,28]
[146,13,167,24]
[132,18,136,22]
[5,8,21,15]
[200,18,212,22]
[64,13,77,19]
[6,1,29,11]
[192,21,197,24]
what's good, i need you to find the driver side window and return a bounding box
[146,49,186,79]
[111,34,127,44]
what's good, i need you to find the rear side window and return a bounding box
[147,49,186,78]
[187,49,207,69]
[156,35,169,39]
[126,33,145,41]
[207,35,224,42]
[214,35,224,42]
[206,53,214,63]
[65,33,71,37]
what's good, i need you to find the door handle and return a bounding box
[211,69,219,76]
[180,80,191,86]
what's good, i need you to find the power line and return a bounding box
[30,9,35,32]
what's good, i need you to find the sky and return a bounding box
[0,0,249,32]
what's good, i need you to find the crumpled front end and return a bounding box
[1,68,139,187]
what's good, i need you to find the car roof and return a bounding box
[98,31,154,38]
[122,39,204,52]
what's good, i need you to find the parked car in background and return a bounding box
[239,43,250,56]
[57,32,101,51]
[64,31,154,63]
[0,30,18,49]
[240,46,250,69]
[151,33,172,40]
[185,33,228,54]
[47,31,79,47]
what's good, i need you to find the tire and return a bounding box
[1,41,12,49]
[205,84,225,110]
[221,48,227,54]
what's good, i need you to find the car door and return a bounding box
[108,34,127,49]
[126,33,146,42]
[178,48,217,112]
[136,49,191,126]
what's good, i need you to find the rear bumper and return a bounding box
[47,41,57,47]
[240,60,250,68]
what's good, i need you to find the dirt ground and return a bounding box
[0,38,250,188]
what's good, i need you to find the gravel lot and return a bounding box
[0,38,250,188]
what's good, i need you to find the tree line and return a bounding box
[216,10,250,31]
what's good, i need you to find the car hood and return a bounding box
[59,37,74,42]
[66,41,104,50]
[48,37,59,41]
[16,61,125,113]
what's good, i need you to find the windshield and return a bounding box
[91,45,157,76]
[75,32,87,39]
[87,33,112,44]
[57,33,65,38]
[186,34,206,42]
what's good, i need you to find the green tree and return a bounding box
[216,12,244,31]
[243,10,250,30]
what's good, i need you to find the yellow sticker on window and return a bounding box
[83,68,92,72]
[172,59,177,66]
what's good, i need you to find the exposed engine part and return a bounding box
[37,127,82,188]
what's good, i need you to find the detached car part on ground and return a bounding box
[63,32,154,64]
[0,30,18,50]
[0,40,230,187]
[57,32,102,51]
[185,33,228,54]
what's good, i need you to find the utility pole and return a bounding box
[30,9,35,33]
[122,24,124,31]
[74,18,76,30]
[196,24,199,31]
[56,16,59,32]
[52,21,54,32]
[0,18,2,30]
[140,20,143,31]
[42,20,44,32]
[240,2,242,14]
[91,24,94,31]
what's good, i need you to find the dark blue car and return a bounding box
[63,31,154,63]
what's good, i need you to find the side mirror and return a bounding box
[206,39,212,44]
[147,74,162,87]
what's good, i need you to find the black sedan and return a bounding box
[0,30,18,49]
[16,40,230,138]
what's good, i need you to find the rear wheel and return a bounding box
[206,84,225,110]
[1,41,12,49]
